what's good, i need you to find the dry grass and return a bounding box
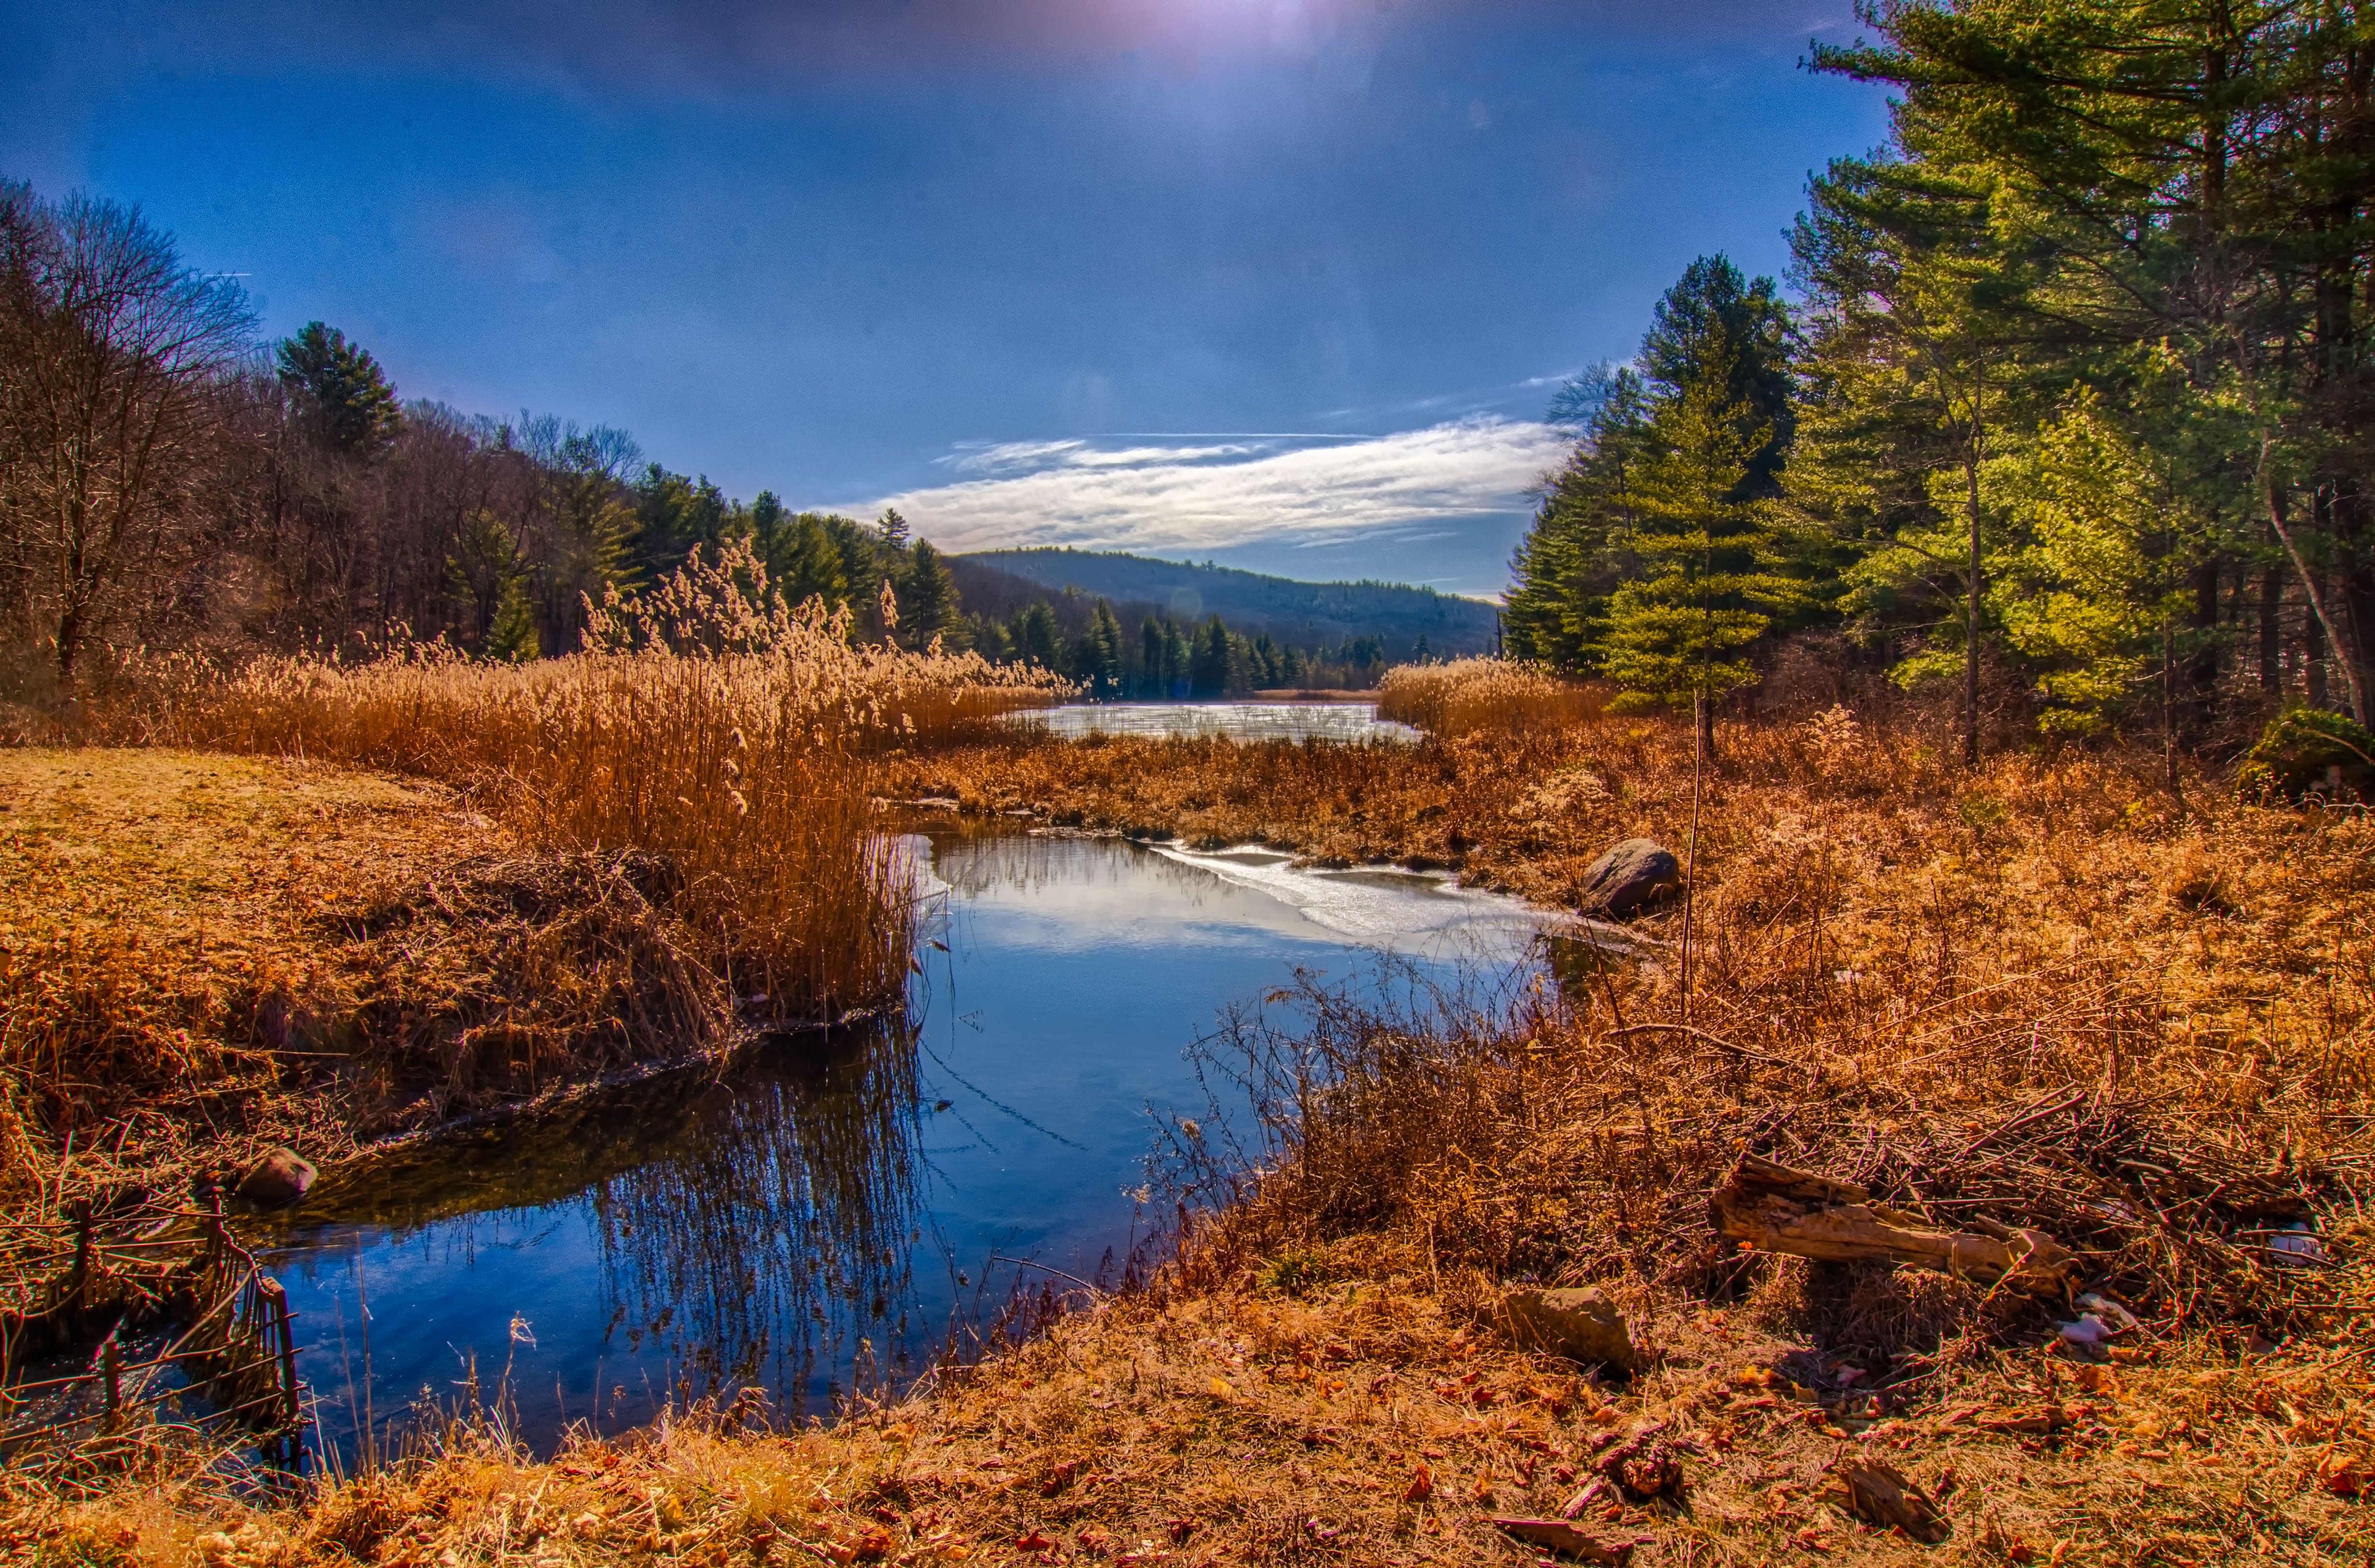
[1375,661,1606,738]
[12,688,2375,1564]
[0,750,753,1210]
[0,549,1063,1203]
[129,552,1065,1016]
[17,1234,2369,1567]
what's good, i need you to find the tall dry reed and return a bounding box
[140,543,1068,1018]
[1374,657,1604,736]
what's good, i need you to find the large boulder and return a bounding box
[237,1147,316,1207]
[1501,1285,1643,1374]
[1577,839,1680,918]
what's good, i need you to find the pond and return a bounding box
[1006,701,1420,744]
[257,831,1574,1461]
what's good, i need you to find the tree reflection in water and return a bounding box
[263,1016,931,1435]
[587,1019,928,1413]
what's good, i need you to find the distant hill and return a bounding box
[950,548,1498,659]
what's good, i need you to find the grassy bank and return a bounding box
[10,671,2375,1564]
[1,555,1063,1210]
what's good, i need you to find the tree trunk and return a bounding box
[2309,606,2329,707]
[2187,556,2222,737]
[2261,561,2283,694]
[1964,450,1983,766]
[2262,462,2367,722]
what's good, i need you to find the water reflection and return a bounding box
[258,830,1574,1462]
[1006,701,1419,744]
[265,1022,932,1449]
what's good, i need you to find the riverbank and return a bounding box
[0,748,756,1212]
[9,712,2375,1564]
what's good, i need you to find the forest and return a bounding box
[0,180,1412,714]
[1505,3,2375,770]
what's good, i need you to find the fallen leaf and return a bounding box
[1014,1532,1054,1551]
[2318,1451,2370,1498]
[1402,1463,1433,1503]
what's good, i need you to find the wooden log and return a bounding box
[1711,1155,2075,1296]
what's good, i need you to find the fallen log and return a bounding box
[1711,1155,2076,1296]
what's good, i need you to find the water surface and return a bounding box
[1007,701,1419,744]
[259,831,1561,1459]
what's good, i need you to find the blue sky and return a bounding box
[5,0,1891,597]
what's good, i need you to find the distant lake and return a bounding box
[1005,700,1420,744]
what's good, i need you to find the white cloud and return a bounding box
[853,417,1569,556]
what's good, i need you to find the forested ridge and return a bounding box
[0,181,1442,713]
[1506,0,2375,768]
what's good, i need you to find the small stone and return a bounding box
[1576,839,1680,918]
[1502,1286,1642,1374]
[237,1147,316,1207]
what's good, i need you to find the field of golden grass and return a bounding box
[8,657,2374,1565]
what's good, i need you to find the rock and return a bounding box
[1501,1285,1642,1374]
[1577,839,1679,918]
[237,1147,316,1207]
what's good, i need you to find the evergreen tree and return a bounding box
[1507,365,1650,667]
[781,513,852,610]
[1190,615,1234,698]
[1504,259,1794,680]
[1070,599,1124,697]
[1011,602,1063,670]
[1139,617,1168,698]
[447,508,525,646]
[630,466,729,586]
[1600,290,1802,758]
[487,572,541,661]
[1163,619,1192,697]
[276,321,401,456]
[901,540,962,649]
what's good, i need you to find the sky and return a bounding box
[4,0,1893,597]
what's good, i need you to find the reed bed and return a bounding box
[1374,657,1605,737]
[0,545,1064,1206]
[138,544,1066,1019]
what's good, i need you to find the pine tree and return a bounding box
[1070,599,1124,697]
[487,572,542,661]
[901,540,961,649]
[1139,617,1167,698]
[1600,298,1801,759]
[1011,602,1063,670]
[1191,615,1233,698]
[276,321,401,456]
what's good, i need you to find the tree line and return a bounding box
[967,590,1398,699]
[0,178,1419,708]
[1505,1,2375,767]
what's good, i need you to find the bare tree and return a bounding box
[0,183,253,701]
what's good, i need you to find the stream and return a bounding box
[257,825,1576,1460]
